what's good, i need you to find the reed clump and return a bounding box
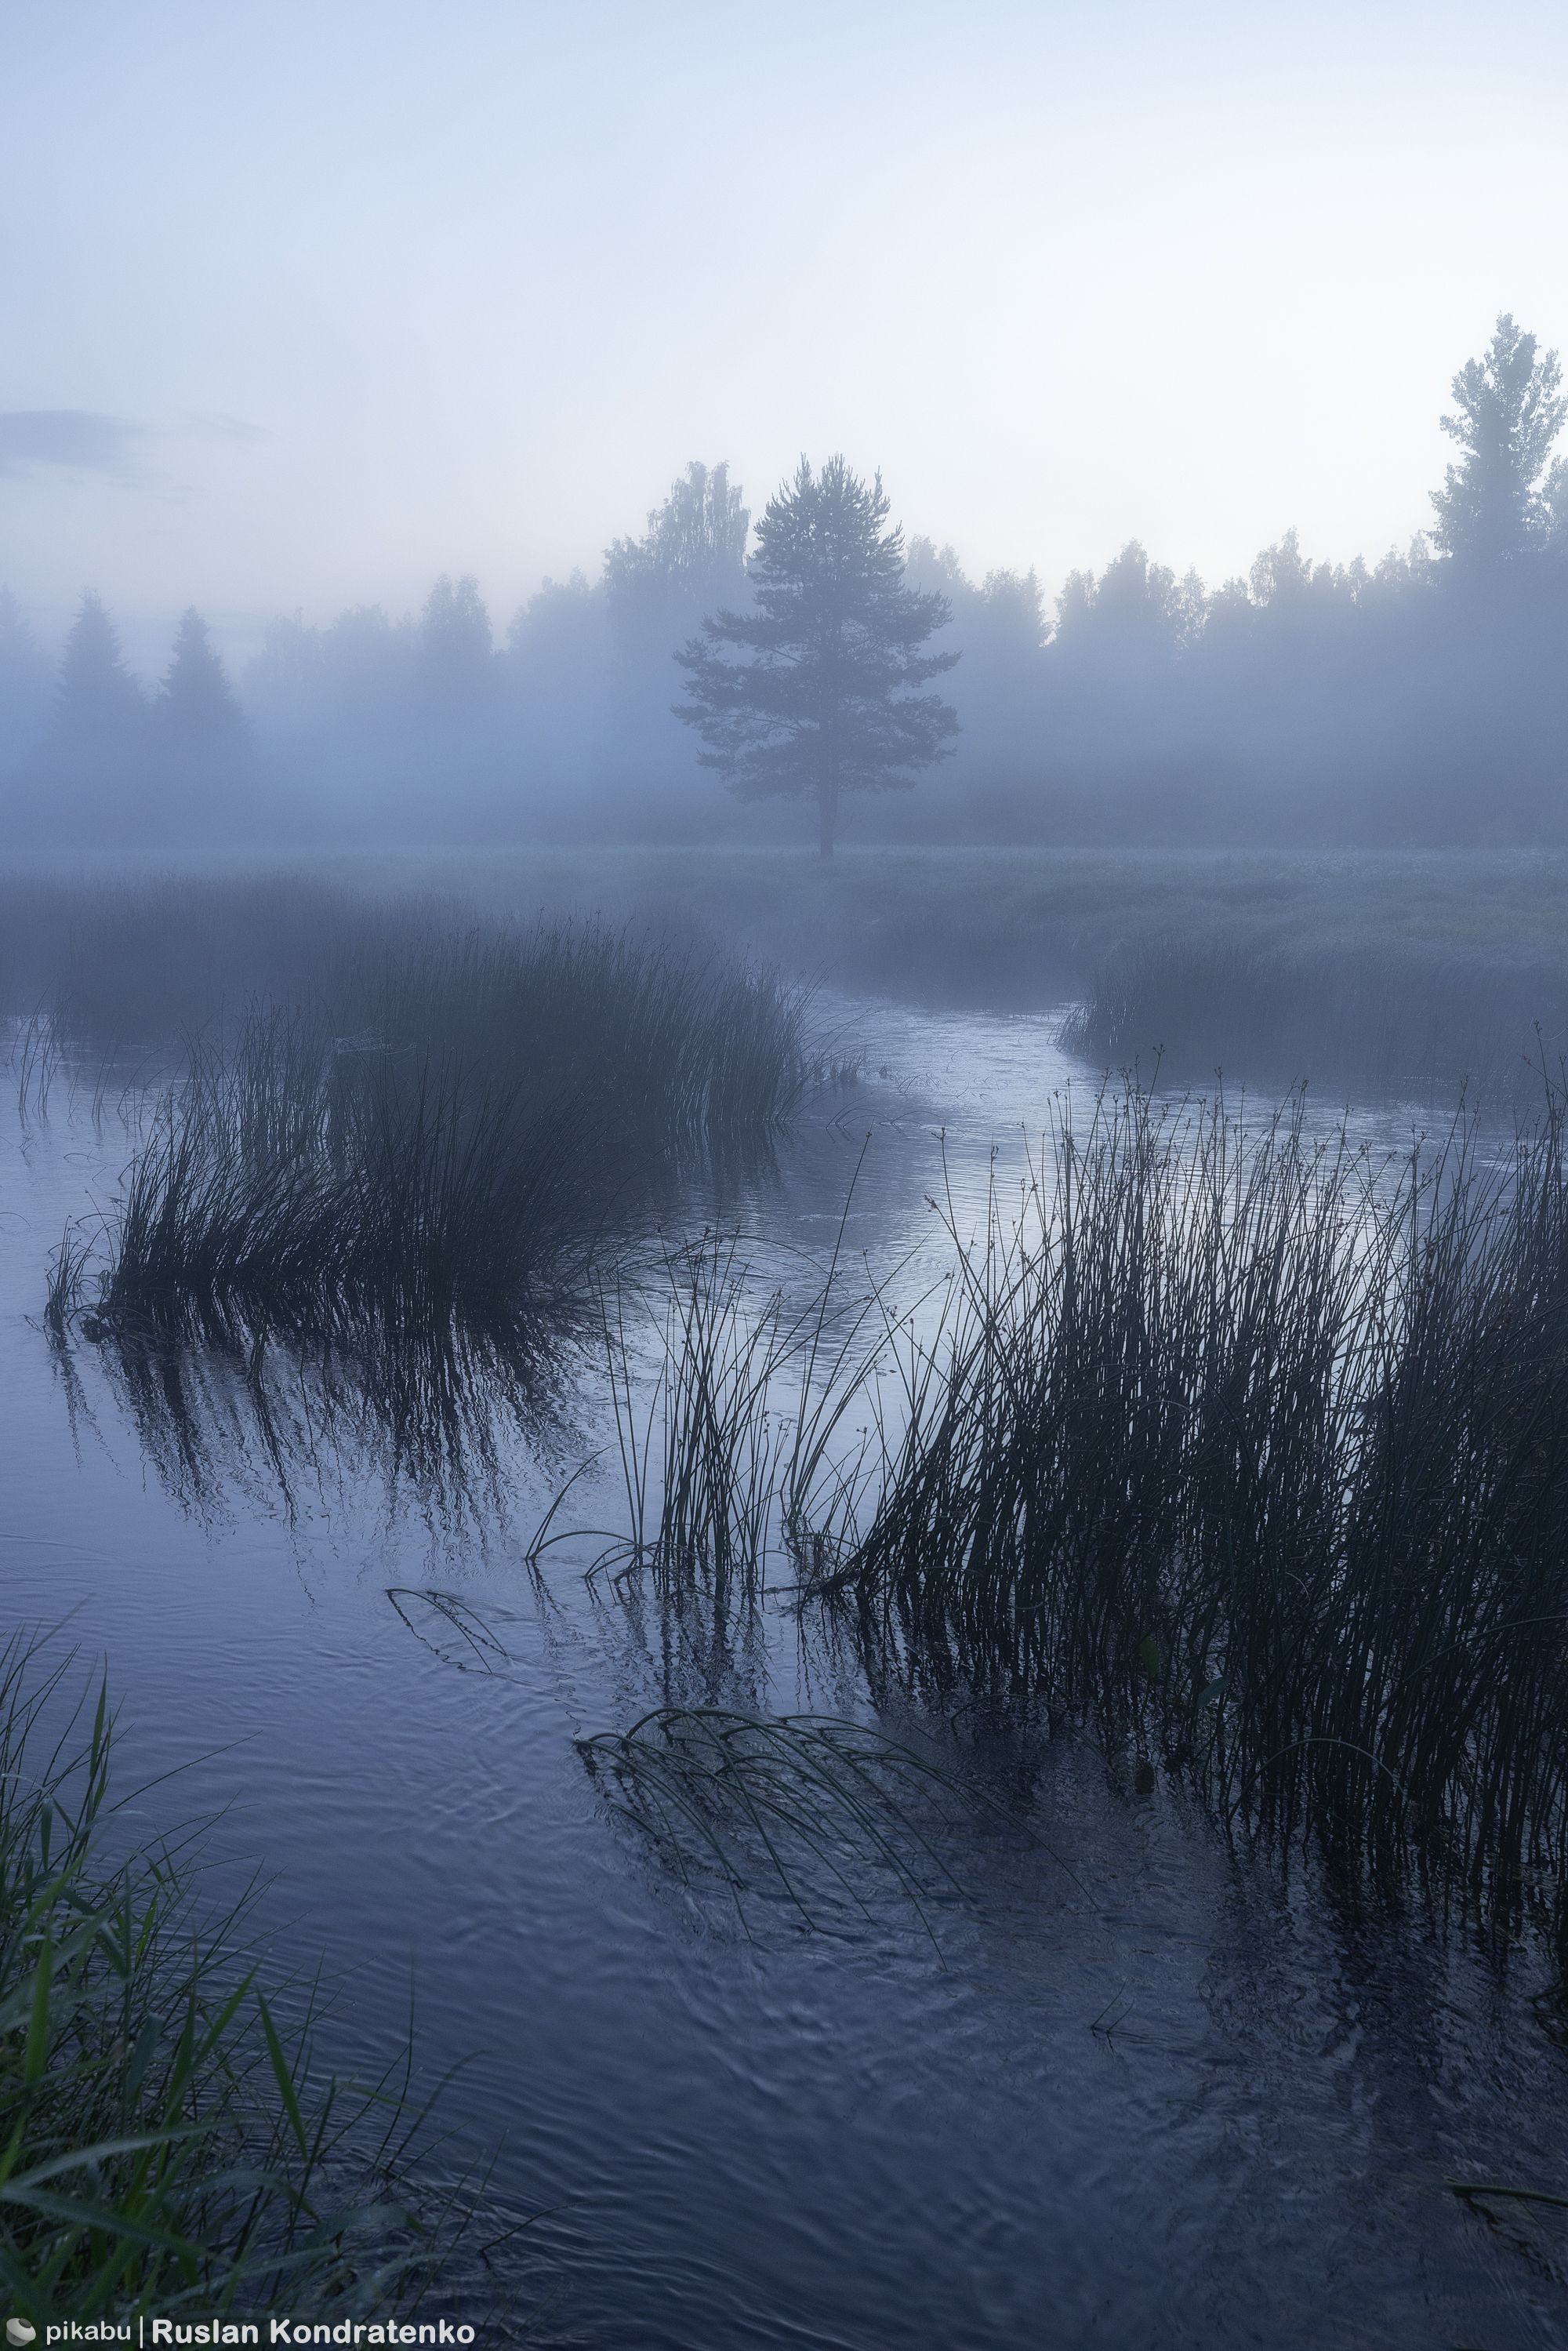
[1062,931,1568,1096]
[100,1009,586,1343]
[819,1081,1568,1921]
[79,916,816,1339]
[562,1076,1568,1920]
[0,1637,475,2324]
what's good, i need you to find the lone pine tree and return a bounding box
[675,456,958,858]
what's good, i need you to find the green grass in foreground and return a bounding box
[0,1637,477,2327]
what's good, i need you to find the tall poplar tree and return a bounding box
[1429,314,1566,569]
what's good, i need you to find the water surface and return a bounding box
[3,998,1565,2348]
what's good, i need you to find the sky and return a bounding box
[2,0,1566,678]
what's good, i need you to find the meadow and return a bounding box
[13,844,1565,1092]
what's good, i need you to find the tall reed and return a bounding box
[822,1081,1568,1920]
[103,1012,584,1340]
[559,1078,1568,1923]
[88,918,817,1340]
[571,1218,884,1604]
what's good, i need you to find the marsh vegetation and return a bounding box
[16,878,822,1358]
[24,870,1568,1936]
[543,1076,1568,1949]
[0,1637,484,2327]
[1064,931,1568,1094]
[14,864,1568,2333]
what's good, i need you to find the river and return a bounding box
[2,994,1564,2349]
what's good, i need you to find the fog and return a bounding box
[3,1,1568,860]
[3,401,1566,852]
[13,18,1568,2345]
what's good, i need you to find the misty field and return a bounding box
[16,843,1560,1094]
[499,841,1568,1092]
[15,842,1568,977]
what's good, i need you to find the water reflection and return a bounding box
[72,1310,581,1528]
[14,1007,1568,2346]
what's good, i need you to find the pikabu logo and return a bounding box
[5,2329,475,2350]
[19,2331,129,2346]
[23,2335,129,2347]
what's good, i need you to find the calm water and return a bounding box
[3,999,1566,2349]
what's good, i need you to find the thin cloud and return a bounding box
[0,409,142,479]
[181,412,267,445]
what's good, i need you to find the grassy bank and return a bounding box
[0,1638,477,2325]
[261,843,1568,1023]
[13,846,1568,1090]
[13,847,1568,1013]
[1063,932,1568,1095]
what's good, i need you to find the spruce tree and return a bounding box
[154,608,248,761]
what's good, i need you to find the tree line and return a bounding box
[1,314,1563,849]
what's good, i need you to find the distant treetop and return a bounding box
[604,460,750,620]
[1430,312,1566,570]
[156,606,248,764]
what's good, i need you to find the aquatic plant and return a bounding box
[817,1079,1568,1927]
[0,1636,481,2325]
[79,915,814,1341]
[574,1208,885,1602]
[575,1706,994,1944]
[100,1019,586,1343]
[561,1074,1568,1929]
[43,1224,93,1335]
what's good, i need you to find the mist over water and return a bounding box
[6,6,1568,2342]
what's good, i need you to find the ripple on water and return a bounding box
[2,1013,1565,2348]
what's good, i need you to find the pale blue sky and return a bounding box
[2,0,1565,674]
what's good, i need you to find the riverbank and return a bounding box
[12,845,1568,1091]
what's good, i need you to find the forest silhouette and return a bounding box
[2,316,1564,850]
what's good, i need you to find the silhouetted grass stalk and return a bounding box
[565,1077,1568,1921]
[88,921,816,1340]
[821,1079,1568,1920]
[572,1224,885,1600]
